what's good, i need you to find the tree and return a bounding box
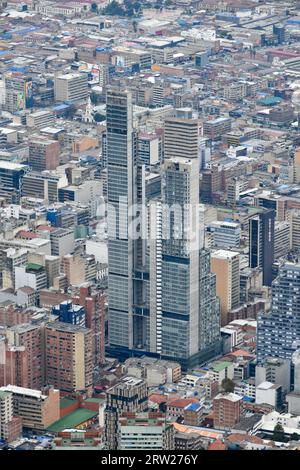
[273,423,285,442]
[102,0,125,16]
[132,19,138,33]
[90,91,101,105]
[91,2,98,13]
[291,433,300,441]
[221,378,235,393]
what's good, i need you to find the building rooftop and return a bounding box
[47,409,97,433]
[0,385,48,400]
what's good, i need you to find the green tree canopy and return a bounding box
[221,378,235,393]
[273,423,285,442]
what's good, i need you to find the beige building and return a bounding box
[0,385,60,431]
[164,117,199,160]
[63,254,96,286]
[288,210,300,250]
[211,250,240,326]
[45,322,93,393]
[54,73,88,102]
[291,149,300,184]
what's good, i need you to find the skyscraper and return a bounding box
[249,208,275,287]
[106,90,220,368]
[211,250,240,326]
[149,157,220,368]
[257,262,300,362]
[106,88,137,354]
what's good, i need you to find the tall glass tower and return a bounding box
[106,99,221,368]
[257,262,300,362]
[106,88,136,351]
[149,156,221,368]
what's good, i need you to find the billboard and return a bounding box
[24,79,33,108]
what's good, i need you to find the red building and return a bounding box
[213,393,242,430]
[72,285,106,366]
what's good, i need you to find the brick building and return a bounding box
[213,393,242,430]
[45,322,93,393]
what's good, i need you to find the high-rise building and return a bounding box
[4,73,33,114]
[257,263,300,362]
[0,161,27,204]
[45,322,93,393]
[211,250,240,326]
[149,157,221,368]
[249,209,275,286]
[28,138,60,172]
[106,90,220,368]
[0,337,29,388]
[164,118,199,161]
[6,323,45,390]
[72,285,106,366]
[54,73,88,102]
[104,377,148,450]
[106,88,137,354]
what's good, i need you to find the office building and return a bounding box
[164,118,199,160]
[203,117,232,140]
[257,263,300,362]
[213,393,242,429]
[1,248,28,290]
[0,385,60,431]
[15,263,47,292]
[288,210,300,250]
[28,138,60,172]
[119,412,174,450]
[255,357,291,393]
[0,390,22,442]
[274,221,290,258]
[22,172,62,203]
[26,110,54,129]
[207,221,241,249]
[4,73,33,114]
[211,250,240,326]
[0,161,27,203]
[106,88,138,355]
[50,228,74,258]
[63,254,96,286]
[249,209,275,286]
[138,132,161,167]
[150,157,221,368]
[105,377,148,450]
[45,322,93,393]
[54,73,88,102]
[106,89,220,367]
[255,382,283,410]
